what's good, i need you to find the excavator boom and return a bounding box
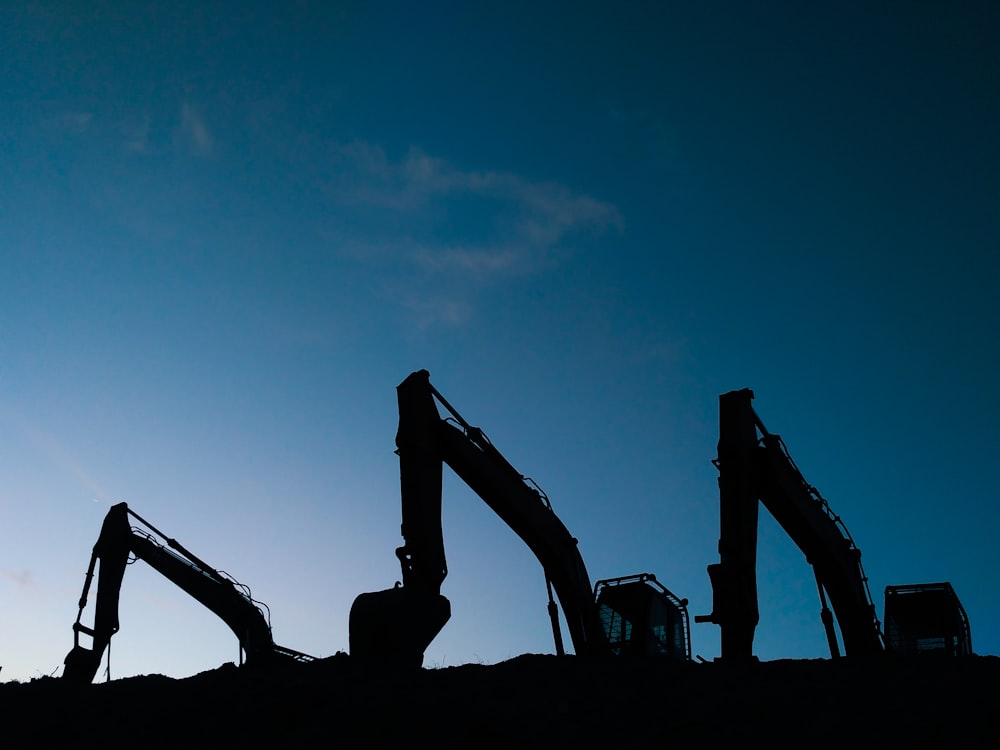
[63,503,311,684]
[351,370,691,667]
[699,388,969,660]
[699,389,882,659]
[351,370,607,665]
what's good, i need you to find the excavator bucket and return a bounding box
[349,586,451,668]
[62,645,103,685]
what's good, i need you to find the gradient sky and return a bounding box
[2,2,998,682]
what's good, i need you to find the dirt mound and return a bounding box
[4,654,998,747]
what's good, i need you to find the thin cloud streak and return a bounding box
[55,112,94,133]
[316,143,624,327]
[327,143,622,276]
[0,407,112,504]
[411,246,522,274]
[179,103,213,157]
[400,294,474,330]
[1,569,36,592]
[121,113,151,153]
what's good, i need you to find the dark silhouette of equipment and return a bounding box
[696,388,972,660]
[884,582,971,656]
[63,502,313,684]
[349,369,690,667]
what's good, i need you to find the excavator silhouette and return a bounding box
[63,502,313,684]
[697,388,972,660]
[349,369,691,667]
[352,374,972,667]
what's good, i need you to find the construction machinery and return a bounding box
[349,369,690,667]
[883,582,971,656]
[63,502,313,684]
[696,388,972,660]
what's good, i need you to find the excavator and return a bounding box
[696,388,972,660]
[63,502,313,684]
[349,369,691,667]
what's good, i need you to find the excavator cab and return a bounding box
[594,574,691,659]
[883,583,972,656]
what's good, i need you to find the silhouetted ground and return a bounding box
[4,654,998,748]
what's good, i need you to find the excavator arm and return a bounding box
[432,387,604,657]
[756,430,882,657]
[698,389,882,659]
[350,370,608,666]
[63,503,311,684]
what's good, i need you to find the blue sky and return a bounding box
[2,2,997,681]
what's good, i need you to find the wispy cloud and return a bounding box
[0,408,111,503]
[179,102,213,157]
[56,111,94,133]
[411,245,522,274]
[327,143,622,276]
[316,143,623,326]
[399,294,474,329]
[38,110,94,138]
[0,569,36,592]
[121,113,151,153]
